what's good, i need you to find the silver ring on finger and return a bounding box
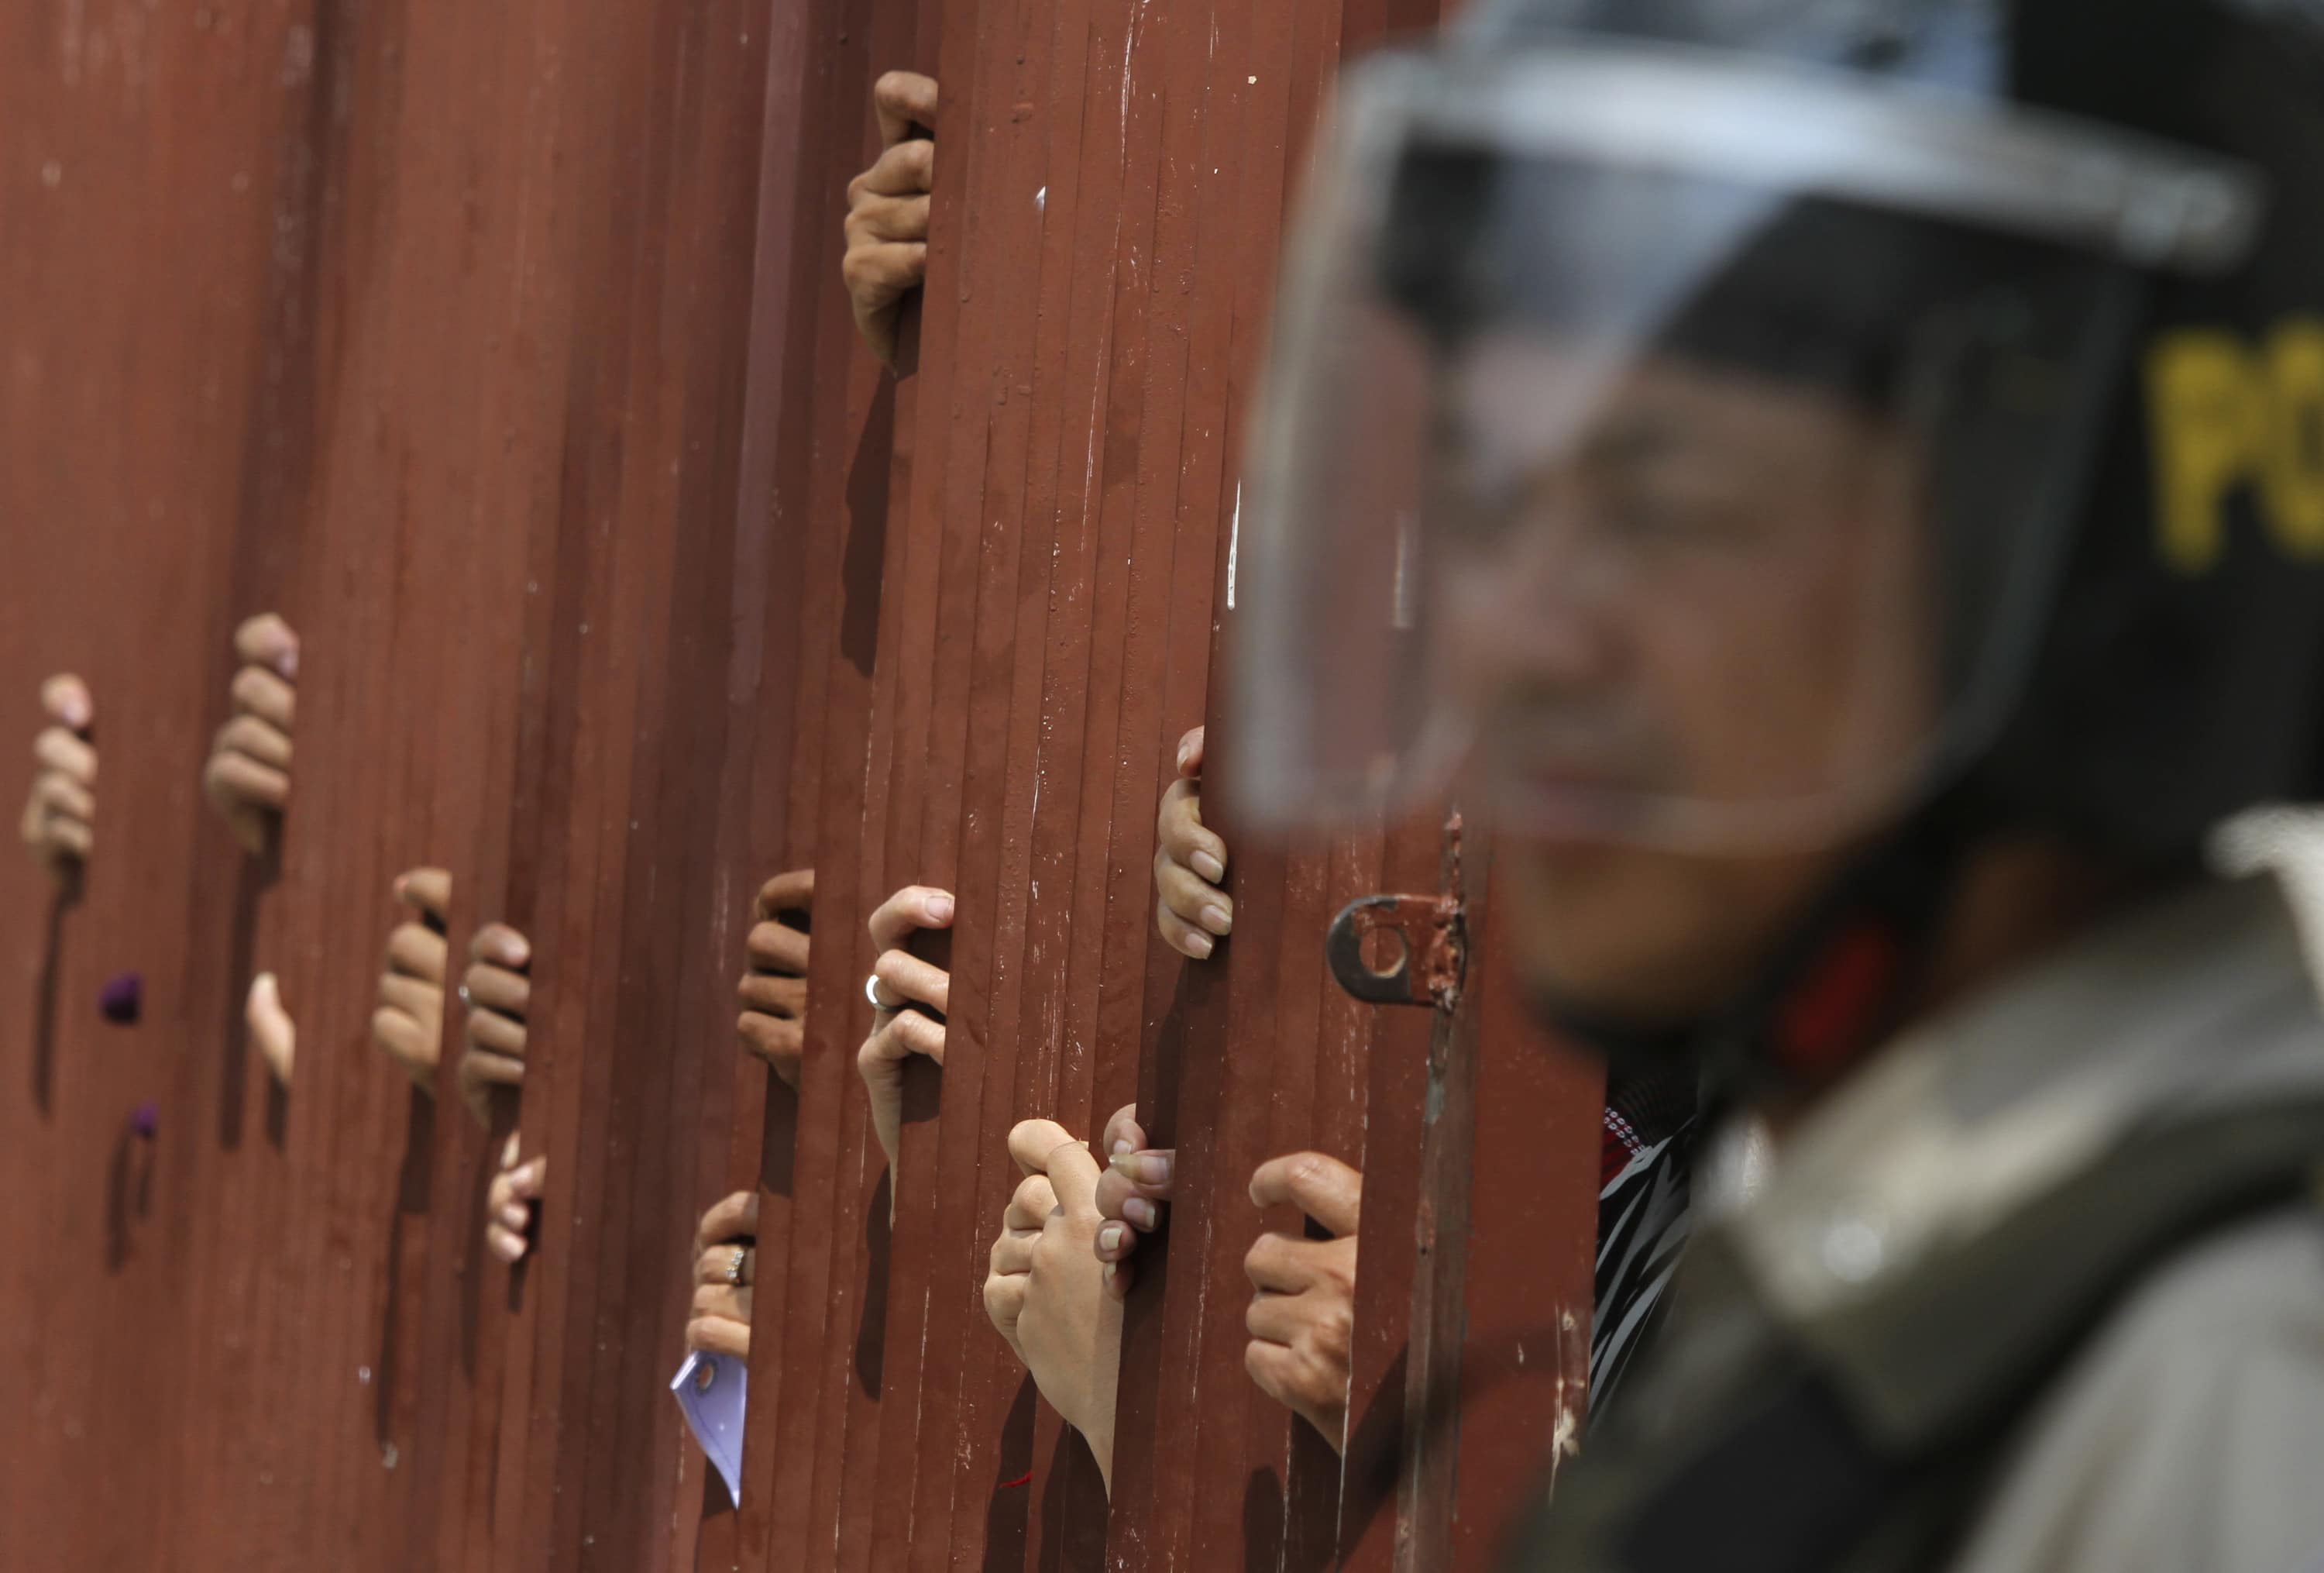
[865,972,894,1011]
[458,982,473,1008]
[724,1247,747,1287]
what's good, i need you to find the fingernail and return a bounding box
[1111,1136,1134,1158]
[1109,1151,1170,1186]
[276,646,299,680]
[491,1234,524,1264]
[926,893,954,924]
[1176,738,1193,769]
[1102,1261,1117,1285]
[1098,1223,1123,1253]
[1190,851,1225,884]
[1199,904,1232,937]
[1182,931,1213,959]
[500,1206,528,1231]
[1124,1197,1157,1229]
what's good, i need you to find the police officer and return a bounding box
[1230,0,2324,1565]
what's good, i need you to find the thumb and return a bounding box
[1045,1135,1102,1216]
[1006,1118,1077,1179]
[1006,1119,1102,1213]
[1250,1152,1362,1237]
[872,70,940,148]
[1101,1103,1145,1158]
[395,867,454,926]
[1175,725,1204,780]
[246,972,296,1086]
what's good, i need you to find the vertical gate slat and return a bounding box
[861,0,985,1542]
[715,3,851,1564]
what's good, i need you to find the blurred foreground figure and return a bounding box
[1232,0,2324,1566]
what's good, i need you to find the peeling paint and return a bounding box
[1225,483,1240,609]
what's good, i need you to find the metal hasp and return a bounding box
[1327,891,1466,1008]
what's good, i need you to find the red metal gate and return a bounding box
[0,0,1601,1568]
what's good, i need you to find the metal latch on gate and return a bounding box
[1325,893,1464,1010]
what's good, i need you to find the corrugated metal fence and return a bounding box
[0,0,1599,1567]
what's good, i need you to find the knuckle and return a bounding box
[1317,1304,1353,1361]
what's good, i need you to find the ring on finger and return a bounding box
[458,982,473,1008]
[865,972,898,1012]
[724,1247,747,1287]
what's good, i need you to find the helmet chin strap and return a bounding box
[1528,790,1982,1112]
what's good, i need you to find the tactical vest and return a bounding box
[1503,1096,2324,1571]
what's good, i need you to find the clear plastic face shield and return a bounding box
[1230,40,2260,852]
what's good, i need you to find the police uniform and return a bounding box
[1514,873,2324,1569]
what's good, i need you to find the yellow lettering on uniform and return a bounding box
[2263,317,2324,558]
[2147,331,2264,573]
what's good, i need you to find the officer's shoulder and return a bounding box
[1949,1208,2324,1573]
[2102,1206,2324,1343]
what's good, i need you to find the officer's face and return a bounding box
[1431,344,1936,1027]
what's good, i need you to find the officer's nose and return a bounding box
[1438,487,1631,708]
